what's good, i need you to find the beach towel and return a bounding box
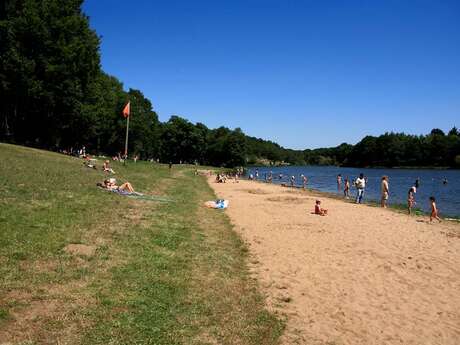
[99,187,172,202]
[204,199,229,209]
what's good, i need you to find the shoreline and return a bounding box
[208,176,460,345]
[245,164,459,170]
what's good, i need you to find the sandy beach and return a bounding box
[208,177,460,345]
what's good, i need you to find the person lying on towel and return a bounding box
[98,178,135,193]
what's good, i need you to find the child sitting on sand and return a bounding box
[429,196,441,222]
[314,200,328,216]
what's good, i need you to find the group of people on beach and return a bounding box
[217,168,243,183]
[247,169,444,222]
[340,173,441,222]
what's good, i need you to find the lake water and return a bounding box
[245,166,460,217]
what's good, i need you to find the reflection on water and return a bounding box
[246,166,460,217]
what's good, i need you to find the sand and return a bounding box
[208,178,460,345]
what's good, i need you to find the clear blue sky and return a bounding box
[83,0,460,149]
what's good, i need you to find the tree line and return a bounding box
[1,0,459,168]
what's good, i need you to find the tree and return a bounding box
[448,127,459,136]
[160,116,204,163]
[224,128,247,167]
[0,0,100,147]
[430,128,445,136]
[126,88,160,159]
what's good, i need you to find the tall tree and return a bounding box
[0,0,100,147]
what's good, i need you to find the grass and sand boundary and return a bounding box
[0,143,283,344]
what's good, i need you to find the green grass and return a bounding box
[0,143,283,344]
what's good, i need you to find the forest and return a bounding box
[1,0,459,168]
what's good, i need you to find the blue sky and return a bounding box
[83,0,460,149]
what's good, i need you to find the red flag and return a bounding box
[122,101,130,118]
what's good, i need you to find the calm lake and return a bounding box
[245,166,460,217]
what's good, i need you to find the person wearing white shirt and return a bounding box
[355,173,366,203]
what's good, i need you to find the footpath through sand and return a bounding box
[208,177,460,345]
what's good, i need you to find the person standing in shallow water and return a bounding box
[337,174,342,191]
[381,176,389,208]
[290,175,295,187]
[344,177,350,198]
[355,173,366,203]
[407,186,416,215]
[429,196,442,222]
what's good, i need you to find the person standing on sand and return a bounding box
[429,196,442,222]
[381,176,389,208]
[355,173,366,203]
[337,174,342,191]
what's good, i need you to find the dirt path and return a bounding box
[208,178,460,345]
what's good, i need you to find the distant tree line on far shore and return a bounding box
[1,0,459,168]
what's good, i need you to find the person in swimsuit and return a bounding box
[381,176,389,208]
[302,175,308,189]
[344,177,350,198]
[429,196,441,222]
[407,186,416,215]
[337,174,342,191]
[103,178,135,193]
[103,160,115,174]
[314,200,328,216]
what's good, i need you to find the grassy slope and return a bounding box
[0,143,283,345]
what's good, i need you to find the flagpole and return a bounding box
[124,114,129,165]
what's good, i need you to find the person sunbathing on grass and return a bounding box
[314,200,328,216]
[83,155,97,169]
[99,178,135,193]
[103,160,115,174]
